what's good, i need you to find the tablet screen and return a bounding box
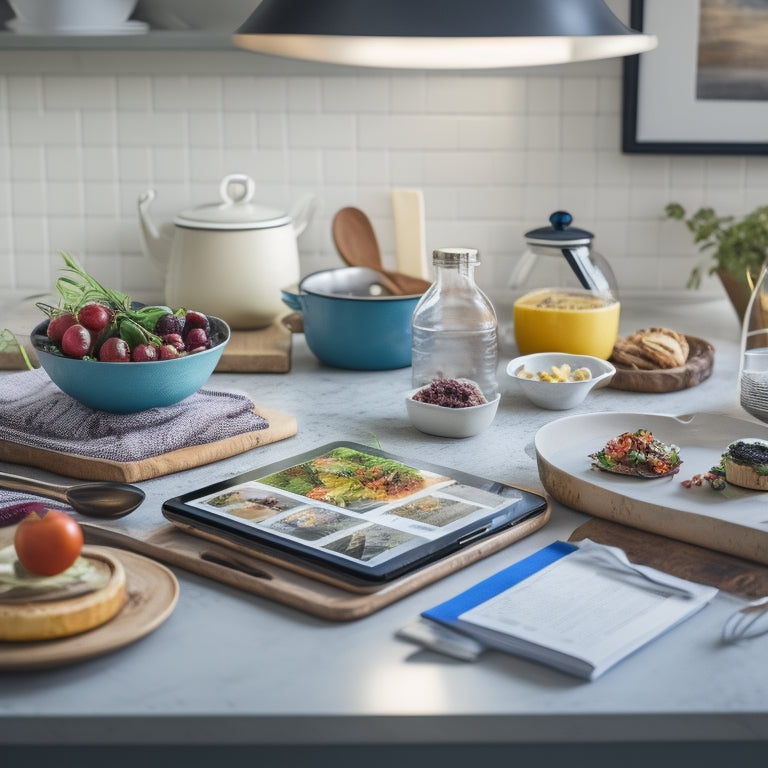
[163,442,547,582]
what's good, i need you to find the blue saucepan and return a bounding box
[281,267,423,370]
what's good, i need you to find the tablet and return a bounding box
[162,442,548,584]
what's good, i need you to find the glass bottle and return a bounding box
[411,247,499,399]
[739,262,768,423]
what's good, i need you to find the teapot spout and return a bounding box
[138,189,173,270]
[290,194,317,238]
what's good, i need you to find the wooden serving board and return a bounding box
[608,334,714,392]
[80,503,551,622]
[0,404,298,483]
[536,411,768,566]
[569,518,768,598]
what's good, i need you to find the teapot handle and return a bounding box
[219,174,256,205]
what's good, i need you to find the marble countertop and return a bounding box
[1,295,767,760]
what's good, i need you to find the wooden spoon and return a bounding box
[332,207,431,295]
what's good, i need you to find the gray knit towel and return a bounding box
[0,368,269,463]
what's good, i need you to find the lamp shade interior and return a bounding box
[233,0,658,69]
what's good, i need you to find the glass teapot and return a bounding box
[510,210,621,360]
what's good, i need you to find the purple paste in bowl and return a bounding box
[412,378,488,408]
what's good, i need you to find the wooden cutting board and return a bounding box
[569,518,768,598]
[80,504,551,622]
[0,404,298,483]
[215,316,294,373]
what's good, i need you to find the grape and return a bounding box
[78,303,113,334]
[162,333,186,352]
[158,344,180,360]
[60,324,93,359]
[185,327,209,350]
[154,313,185,337]
[185,310,208,330]
[98,336,130,362]
[47,313,77,344]
[132,343,158,362]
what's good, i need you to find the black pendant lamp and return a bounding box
[233,0,657,69]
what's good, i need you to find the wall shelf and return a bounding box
[0,30,236,50]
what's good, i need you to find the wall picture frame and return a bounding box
[622,0,768,155]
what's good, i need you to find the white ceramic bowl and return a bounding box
[507,353,615,410]
[405,391,500,438]
[8,0,136,30]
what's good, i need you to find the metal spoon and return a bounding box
[0,471,145,519]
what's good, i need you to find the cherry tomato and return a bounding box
[47,312,77,344]
[14,509,84,576]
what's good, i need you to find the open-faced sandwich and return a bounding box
[590,428,682,478]
[720,440,768,491]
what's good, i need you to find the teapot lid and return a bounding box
[174,174,292,231]
[525,211,593,247]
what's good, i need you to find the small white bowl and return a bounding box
[507,353,615,410]
[405,391,500,438]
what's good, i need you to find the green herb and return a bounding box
[0,329,34,371]
[37,252,164,349]
[665,203,768,289]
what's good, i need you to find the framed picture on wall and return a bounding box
[622,0,768,154]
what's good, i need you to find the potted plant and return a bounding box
[665,202,768,319]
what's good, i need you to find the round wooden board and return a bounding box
[608,334,715,393]
[0,546,178,670]
[0,548,126,642]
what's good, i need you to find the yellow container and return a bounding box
[513,289,620,360]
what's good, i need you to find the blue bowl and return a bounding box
[30,316,230,413]
[281,267,422,370]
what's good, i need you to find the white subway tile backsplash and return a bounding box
[7,77,42,110]
[82,112,117,146]
[10,181,46,216]
[48,216,86,253]
[391,75,427,114]
[426,76,527,115]
[358,114,458,150]
[10,110,78,146]
[116,77,152,111]
[83,183,119,217]
[526,77,562,115]
[117,112,186,147]
[48,181,83,216]
[561,77,599,115]
[458,116,525,150]
[43,77,115,111]
[188,112,223,148]
[287,113,356,149]
[322,76,390,113]
[0,55,761,299]
[561,115,598,150]
[13,217,48,252]
[46,147,82,182]
[10,146,43,181]
[117,147,152,182]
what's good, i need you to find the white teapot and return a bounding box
[138,173,315,330]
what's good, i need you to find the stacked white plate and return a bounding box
[6,0,147,35]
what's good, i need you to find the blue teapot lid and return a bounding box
[525,211,593,246]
